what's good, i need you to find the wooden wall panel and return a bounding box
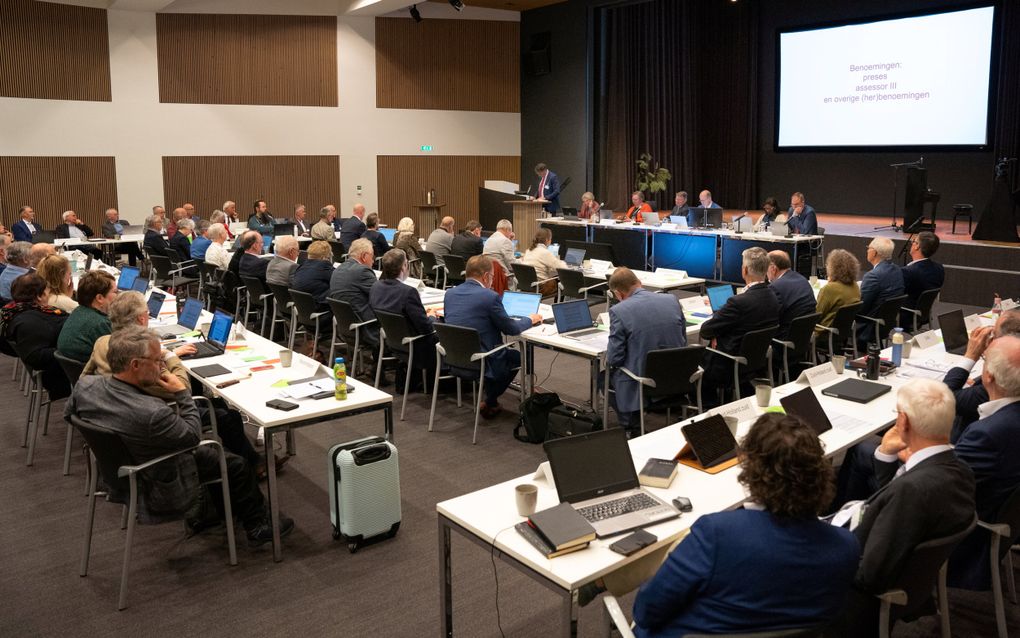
[161,156,341,223]
[376,18,519,112]
[377,156,520,234]
[0,157,118,232]
[156,14,338,107]
[0,0,111,101]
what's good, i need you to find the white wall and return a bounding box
[0,1,521,219]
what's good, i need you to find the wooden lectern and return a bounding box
[412,203,445,234]
[505,200,546,245]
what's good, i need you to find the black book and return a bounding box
[515,521,589,559]
[639,458,678,488]
[528,502,596,551]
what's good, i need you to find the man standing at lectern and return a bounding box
[534,163,561,214]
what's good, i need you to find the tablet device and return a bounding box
[821,378,891,404]
[680,414,738,468]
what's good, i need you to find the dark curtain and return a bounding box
[993,0,1020,183]
[593,0,759,211]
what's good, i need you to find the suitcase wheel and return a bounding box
[347,542,358,554]
[387,522,400,538]
[332,527,341,540]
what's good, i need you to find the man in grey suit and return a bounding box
[606,267,688,436]
[266,235,299,287]
[425,216,456,265]
[64,326,293,544]
[329,238,379,347]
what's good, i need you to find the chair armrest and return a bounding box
[901,307,921,317]
[706,347,747,366]
[534,276,558,286]
[875,589,908,607]
[400,333,429,346]
[117,439,222,477]
[618,366,656,388]
[602,595,636,638]
[815,324,837,334]
[580,281,609,295]
[192,396,219,440]
[772,338,794,350]
[858,314,881,324]
[690,368,704,384]
[350,318,378,331]
[978,520,1011,537]
[470,342,512,362]
[310,311,329,320]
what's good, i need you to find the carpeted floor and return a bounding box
[0,299,1013,637]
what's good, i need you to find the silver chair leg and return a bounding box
[638,385,645,437]
[456,378,462,407]
[991,535,1007,638]
[63,421,74,476]
[119,478,140,610]
[400,348,414,421]
[287,312,296,351]
[268,299,277,342]
[374,337,385,388]
[80,452,99,577]
[328,318,338,365]
[428,355,442,432]
[937,562,951,638]
[1007,549,1017,604]
[26,376,43,466]
[214,444,238,567]
[473,361,486,445]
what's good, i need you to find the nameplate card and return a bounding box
[964,314,983,332]
[680,296,709,313]
[796,362,839,387]
[655,268,688,280]
[912,330,941,350]
[707,397,758,424]
[1002,298,1019,312]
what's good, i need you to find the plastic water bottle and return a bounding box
[891,328,904,367]
[333,357,347,401]
[993,293,1003,317]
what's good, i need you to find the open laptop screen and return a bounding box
[552,299,593,333]
[564,247,586,267]
[208,310,233,346]
[707,285,735,312]
[779,387,833,435]
[502,291,540,318]
[146,291,166,319]
[178,298,203,329]
[131,277,148,293]
[379,228,397,243]
[938,310,968,353]
[544,428,640,503]
[117,266,140,291]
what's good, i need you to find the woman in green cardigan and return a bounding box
[56,270,117,362]
[815,249,861,337]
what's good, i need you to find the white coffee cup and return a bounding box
[832,354,846,375]
[753,379,771,408]
[515,483,538,517]
[279,349,293,368]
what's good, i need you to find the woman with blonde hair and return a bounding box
[393,216,422,278]
[579,192,601,220]
[815,248,862,336]
[519,227,567,297]
[37,254,78,313]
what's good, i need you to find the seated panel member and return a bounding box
[1,273,71,400]
[392,217,422,279]
[754,197,781,230]
[12,205,41,242]
[767,250,817,339]
[519,228,567,298]
[247,199,276,238]
[189,220,212,261]
[238,231,269,284]
[66,326,293,543]
[291,240,335,315]
[37,254,78,313]
[425,216,456,264]
[0,241,32,301]
[292,204,310,236]
[606,267,688,436]
[785,191,818,235]
[362,213,390,260]
[266,235,299,287]
[203,223,232,270]
[578,414,859,638]
[450,220,484,261]
[328,238,379,347]
[856,237,904,349]
[338,203,367,251]
[670,190,689,220]
[625,191,654,223]
[814,249,861,337]
[698,247,781,405]
[55,210,102,258]
[310,206,335,241]
[370,249,439,387]
[442,255,542,418]
[482,218,516,276]
[102,208,141,265]
[578,191,601,220]
[899,231,944,328]
[169,218,196,264]
[143,214,175,261]
[689,190,722,228]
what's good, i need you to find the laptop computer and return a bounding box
[501,291,541,320]
[779,386,836,435]
[552,299,602,340]
[642,211,661,226]
[771,221,791,236]
[668,215,689,228]
[379,227,397,243]
[821,378,892,404]
[146,290,166,319]
[938,309,969,355]
[158,297,204,337]
[181,310,233,360]
[273,222,295,237]
[119,224,145,236]
[116,266,140,291]
[564,247,586,268]
[706,285,734,312]
[543,428,678,538]
[131,276,149,293]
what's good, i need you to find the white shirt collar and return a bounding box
[908,257,928,266]
[904,444,953,472]
[978,396,1020,420]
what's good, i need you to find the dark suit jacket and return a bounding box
[699,283,781,379]
[143,229,174,260]
[169,232,193,264]
[786,204,818,235]
[329,259,379,345]
[228,248,244,276]
[607,289,687,413]
[12,219,39,242]
[944,365,986,443]
[450,232,483,260]
[670,204,690,219]
[55,223,94,239]
[291,260,334,311]
[950,402,1020,589]
[633,509,859,638]
[369,278,437,370]
[239,253,269,283]
[900,258,944,327]
[442,279,530,382]
[770,270,818,338]
[339,216,367,250]
[858,259,905,319]
[854,450,975,595]
[537,170,561,213]
[363,229,390,259]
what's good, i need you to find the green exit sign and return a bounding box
[420,145,433,151]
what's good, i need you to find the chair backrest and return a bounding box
[876,294,908,341]
[419,250,440,284]
[738,325,780,371]
[912,288,941,326]
[328,240,346,263]
[221,268,243,301]
[288,289,322,326]
[511,263,539,292]
[54,350,87,385]
[266,282,294,316]
[199,261,220,283]
[374,309,416,354]
[327,297,363,341]
[785,312,822,359]
[240,276,269,307]
[644,345,705,399]
[993,485,1020,561]
[828,301,864,349]
[434,322,483,371]
[32,230,56,244]
[67,414,133,502]
[442,254,467,284]
[556,268,587,299]
[885,517,977,625]
[148,254,172,279]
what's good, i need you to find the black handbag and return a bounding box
[545,405,604,440]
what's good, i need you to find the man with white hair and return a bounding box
[102,207,142,265]
[329,238,379,347]
[55,210,101,257]
[837,379,975,630]
[311,206,335,240]
[483,218,516,275]
[143,214,174,260]
[856,236,904,349]
[267,235,299,287]
[204,223,231,270]
[292,204,309,236]
[222,201,239,224]
[949,335,1020,589]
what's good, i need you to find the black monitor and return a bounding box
[565,240,615,264]
[689,207,724,229]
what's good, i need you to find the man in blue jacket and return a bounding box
[12,206,41,242]
[606,267,687,436]
[339,203,367,251]
[785,191,818,235]
[767,250,817,339]
[443,255,542,417]
[856,237,904,349]
[534,163,561,214]
[899,231,944,329]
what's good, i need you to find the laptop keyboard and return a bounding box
[577,493,661,523]
[186,341,222,358]
[567,327,602,338]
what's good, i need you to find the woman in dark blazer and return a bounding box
[0,273,71,399]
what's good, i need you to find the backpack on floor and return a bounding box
[514,391,563,443]
[545,405,604,440]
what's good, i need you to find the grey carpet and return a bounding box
[0,298,1011,637]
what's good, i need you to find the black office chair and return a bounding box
[220,269,247,322]
[512,263,557,300]
[239,276,273,336]
[148,253,198,295]
[817,301,863,361]
[901,288,941,333]
[198,261,224,310]
[707,325,778,402]
[329,240,347,263]
[265,282,295,343]
[773,312,822,384]
[326,297,376,377]
[287,289,330,353]
[858,295,908,348]
[978,486,1020,638]
[556,268,607,306]
[429,322,519,444]
[68,413,237,610]
[54,351,86,476]
[419,250,445,288]
[616,345,705,436]
[374,309,432,421]
[441,254,467,287]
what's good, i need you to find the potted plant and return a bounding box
[634,152,671,204]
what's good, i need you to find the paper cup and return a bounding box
[832,354,846,375]
[280,349,293,368]
[515,484,538,517]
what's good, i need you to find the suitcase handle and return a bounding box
[352,443,391,466]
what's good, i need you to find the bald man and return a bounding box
[339,203,367,251]
[426,216,456,264]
